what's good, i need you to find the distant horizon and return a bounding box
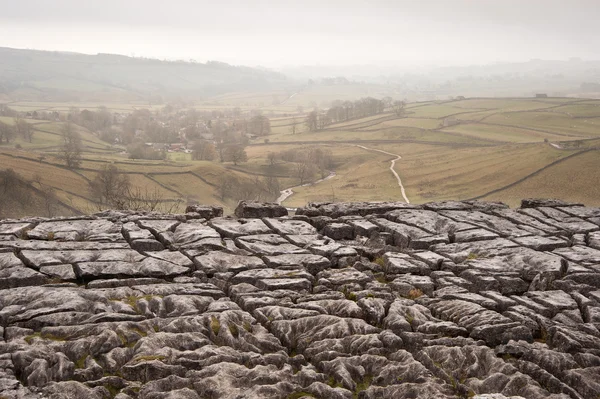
[2,0,599,69]
[2,45,599,73]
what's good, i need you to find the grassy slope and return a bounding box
[2,97,599,216]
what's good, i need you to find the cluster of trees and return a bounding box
[275,147,334,184]
[88,164,181,212]
[218,174,280,203]
[304,97,402,132]
[0,117,34,144]
[127,143,166,160]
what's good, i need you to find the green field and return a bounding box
[2,96,599,217]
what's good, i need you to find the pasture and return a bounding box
[2,96,599,217]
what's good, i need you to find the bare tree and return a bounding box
[305,111,318,132]
[393,100,406,116]
[249,115,271,136]
[192,141,216,161]
[0,121,16,143]
[267,152,277,166]
[14,116,34,142]
[224,144,248,165]
[295,158,316,185]
[59,122,82,169]
[89,164,131,209]
[290,117,299,134]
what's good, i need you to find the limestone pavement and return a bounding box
[0,199,599,398]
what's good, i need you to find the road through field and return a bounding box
[276,171,336,205]
[355,145,410,203]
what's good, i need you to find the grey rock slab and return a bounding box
[0,222,33,236]
[511,235,568,251]
[441,210,537,237]
[0,265,49,289]
[256,278,312,291]
[384,253,430,275]
[317,267,371,287]
[27,219,123,241]
[307,242,358,258]
[322,223,354,240]
[270,314,380,352]
[521,198,582,208]
[391,275,434,296]
[39,264,76,280]
[122,222,155,241]
[589,232,600,250]
[558,206,600,219]
[185,204,223,219]
[297,201,417,217]
[431,238,519,263]
[234,201,288,218]
[20,249,144,268]
[263,218,317,235]
[385,208,465,234]
[133,282,224,298]
[77,258,189,279]
[262,254,330,274]
[144,250,194,268]
[510,295,555,318]
[527,290,579,313]
[236,235,309,256]
[453,228,500,243]
[194,251,265,274]
[0,240,130,251]
[231,268,313,285]
[164,221,220,247]
[347,219,379,237]
[493,208,561,234]
[554,245,600,265]
[137,219,180,235]
[285,234,322,247]
[208,217,272,238]
[131,238,164,252]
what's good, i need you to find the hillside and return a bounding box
[0,97,599,219]
[0,47,289,102]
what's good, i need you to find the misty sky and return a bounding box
[0,0,599,68]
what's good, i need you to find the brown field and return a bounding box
[2,96,600,216]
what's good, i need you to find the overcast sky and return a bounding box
[0,0,598,68]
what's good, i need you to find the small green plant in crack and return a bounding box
[373,257,385,268]
[228,323,239,338]
[210,316,221,336]
[242,321,253,332]
[327,376,343,389]
[47,231,55,241]
[75,355,88,369]
[74,230,92,242]
[405,310,415,324]
[353,375,373,399]
[341,286,357,301]
[466,252,479,260]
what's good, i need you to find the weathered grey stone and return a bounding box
[234,201,288,218]
[185,205,223,219]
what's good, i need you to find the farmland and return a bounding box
[1,96,599,217]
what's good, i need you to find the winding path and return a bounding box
[355,145,410,204]
[276,171,336,205]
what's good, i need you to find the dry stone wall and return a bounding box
[0,199,599,399]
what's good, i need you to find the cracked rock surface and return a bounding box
[1,199,600,399]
